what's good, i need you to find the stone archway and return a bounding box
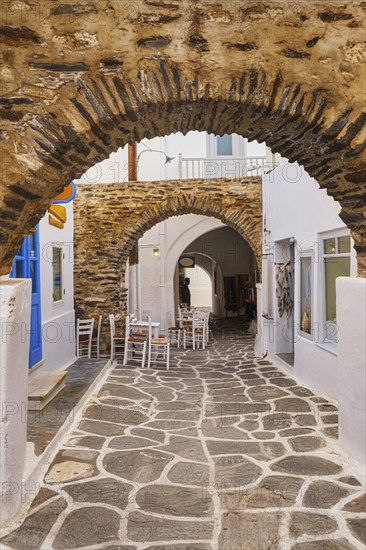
[73,177,261,317]
[1,1,365,273]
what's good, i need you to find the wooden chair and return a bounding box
[147,316,170,370]
[167,326,181,348]
[76,318,94,358]
[194,310,210,346]
[109,314,124,360]
[167,312,181,348]
[90,314,102,358]
[130,323,148,339]
[183,318,206,350]
[130,316,165,340]
[123,315,147,368]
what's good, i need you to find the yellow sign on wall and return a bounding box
[48,182,76,229]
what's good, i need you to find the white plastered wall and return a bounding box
[185,263,213,309]
[136,214,225,329]
[38,201,76,372]
[0,278,31,526]
[337,277,366,467]
[185,253,224,317]
[259,156,358,400]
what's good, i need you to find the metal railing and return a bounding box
[178,154,278,179]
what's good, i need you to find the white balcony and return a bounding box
[178,154,278,179]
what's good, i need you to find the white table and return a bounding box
[129,320,160,339]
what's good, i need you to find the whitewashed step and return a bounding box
[28,371,68,410]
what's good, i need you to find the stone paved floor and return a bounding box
[2,321,365,550]
[28,359,108,456]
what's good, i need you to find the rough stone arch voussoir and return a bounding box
[1,1,365,273]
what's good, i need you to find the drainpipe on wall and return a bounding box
[159,221,167,330]
[128,144,140,319]
[136,262,141,321]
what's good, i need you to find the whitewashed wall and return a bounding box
[186,266,213,308]
[75,136,166,184]
[259,157,357,400]
[136,214,224,328]
[337,277,366,467]
[181,252,223,317]
[0,279,31,526]
[38,202,76,372]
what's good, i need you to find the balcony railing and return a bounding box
[178,154,278,179]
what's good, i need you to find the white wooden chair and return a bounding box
[183,317,206,350]
[130,320,148,339]
[109,314,124,360]
[167,312,181,348]
[167,326,181,347]
[76,318,94,358]
[181,310,193,345]
[147,316,170,370]
[123,315,147,368]
[194,310,210,346]
[90,314,102,358]
[130,316,165,340]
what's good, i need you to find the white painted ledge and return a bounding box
[337,277,366,468]
[0,278,31,527]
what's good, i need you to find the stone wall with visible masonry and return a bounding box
[73,177,262,326]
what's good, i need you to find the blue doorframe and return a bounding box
[10,226,42,368]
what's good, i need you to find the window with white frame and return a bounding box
[322,233,351,342]
[206,133,246,158]
[217,135,233,156]
[300,254,313,339]
[52,246,63,302]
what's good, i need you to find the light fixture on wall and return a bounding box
[137,142,175,167]
[152,247,160,258]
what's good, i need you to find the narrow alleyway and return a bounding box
[2,321,365,550]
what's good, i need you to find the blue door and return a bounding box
[10,226,42,368]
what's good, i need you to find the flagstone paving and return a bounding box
[1,321,365,550]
